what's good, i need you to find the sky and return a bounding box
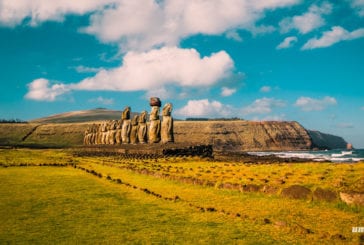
[0,0,363,147]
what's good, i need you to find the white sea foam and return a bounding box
[248,149,364,162]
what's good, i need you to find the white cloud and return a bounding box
[225,30,243,42]
[242,98,286,115]
[174,99,233,118]
[302,26,364,50]
[25,47,234,101]
[279,2,332,34]
[24,78,70,101]
[83,0,300,51]
[260,86,272,92]
[252,114,286,121]
[88,96,114,105]
[0,0,301,52]
[75,46,233,90]
[73,65,103,73]
[294,96,337,111]
[0,0,113,27]
[276,36,298,49]
[351,0,364,16]
[221,87,236,97]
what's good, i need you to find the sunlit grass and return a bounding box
[0,148,363,244]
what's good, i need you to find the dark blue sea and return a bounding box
[248,149,364,162]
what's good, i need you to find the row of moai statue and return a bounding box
[83,97,174,145]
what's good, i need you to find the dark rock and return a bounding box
[242,184,261,192]
[281,185,312,200]
[313,187,337,202]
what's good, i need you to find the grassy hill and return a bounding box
[30,108,124,123]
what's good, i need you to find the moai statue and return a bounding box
[84,127,90,145]
[137,111,148,144]
[90,123,97,145]
[96,124,102,145]
[108,120,117,145]
[121,106,131,144]
[130,115,139,144]
[115,120,122,144]
[148,97,161,143]
[161,103,174,143]
[101,121,108,144]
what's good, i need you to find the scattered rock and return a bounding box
[331,233,346,241]
[339,192,364,206]
[313,187,337,202]
[274,221,287,228]
[261,185,279,194]
[242,184,261,192]
[281,185,312,200]
[263,218,271,224]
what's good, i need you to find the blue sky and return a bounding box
[0,0,363,147]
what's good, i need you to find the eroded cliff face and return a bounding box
[307,130,347,150]
[0,120,346,151]
[174,121,312,151]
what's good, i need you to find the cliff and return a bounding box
[307,130,348,150]
[174,121,312,151]
[0,120,329,151]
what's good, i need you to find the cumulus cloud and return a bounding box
[221,87,236,97]
[174,99,233,118]
[294,96,337,111]
[73,65,103,73]
[225,30,243,42]
[76,46,234,90]
[302,26,364,50]
[24,78,70,101]
[279,2,332,34]
[25,47,234,101]
[252,114,286,121]
[242,98,286,115]
[260,86,272,92]
[351,0,364,16]
[276,36,298,49]
[82,0,300,50]
[88,96,114,105]
[0,0,113,27]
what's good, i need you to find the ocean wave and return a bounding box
[248,149,364,162]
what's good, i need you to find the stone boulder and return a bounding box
[313,187,337,202]
[281,185,312,200]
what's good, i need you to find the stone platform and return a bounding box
[74,143,213,158]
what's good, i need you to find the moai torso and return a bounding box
[137,111,148,144]
[149,105,161,143]
[121,106,131,144]
[108,120,117,145]
[130,115,139,144]
[161,103,174,143]
[101,121,108,144]
[115,120,122,144]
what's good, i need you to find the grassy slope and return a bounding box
[0,149,363,244]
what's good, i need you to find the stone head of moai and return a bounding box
[138,110,147,123]
[131,115,139,126]
[162,103,173,116]
[121,106,131,120]
[149,97,161,121]
[149,97,161,107]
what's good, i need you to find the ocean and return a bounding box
[248,149,364,163]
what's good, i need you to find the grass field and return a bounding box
[0,148,363,244]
